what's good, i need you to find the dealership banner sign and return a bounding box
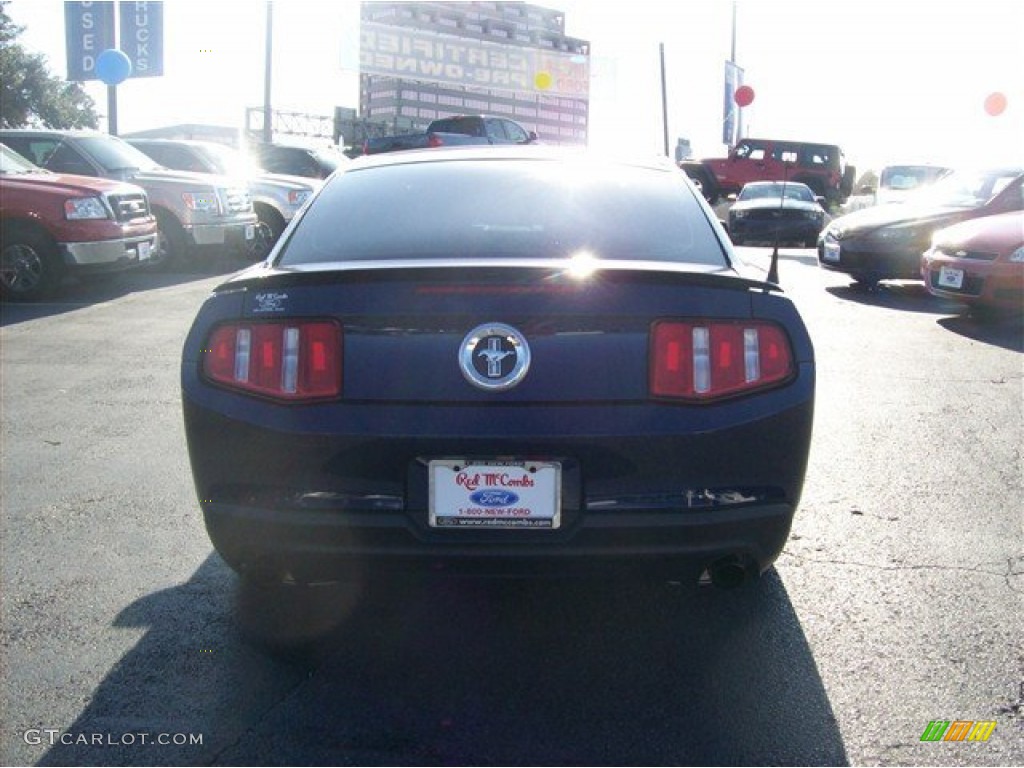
[360,21,589,99]
[722,59,743,147]
[65,1,163,81]
[65,1,116,81]
[120,1,164,77]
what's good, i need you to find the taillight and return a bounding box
[427,133,443,148]
[202,320,342,401]
[651,320,794,401]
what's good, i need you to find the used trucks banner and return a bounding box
[360,21,589,99]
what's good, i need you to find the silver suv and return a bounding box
[125,138,320,247]
[0,130,261,265]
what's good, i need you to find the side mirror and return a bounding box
[726,193,738,202]
[527,131,538,144]
[815,196,827,206]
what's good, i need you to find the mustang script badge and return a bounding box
[459,323,531,391]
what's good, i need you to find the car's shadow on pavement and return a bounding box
[937,312,1024,353]
[825,281,958,314]
[38,556,848,767]
[0,257,252,327]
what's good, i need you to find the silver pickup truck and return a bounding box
[0,130,261,266]
[125,138,320,247]
[362,115,538,155]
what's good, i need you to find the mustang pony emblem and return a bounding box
[477,338,515,377]
[459,323,531,391]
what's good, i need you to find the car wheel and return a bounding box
[246,221,276,262]
[154,211,190,269]
[235,572,362,653]
[695,169,719,204]
[851,275,879,291]
[0,226,63,301]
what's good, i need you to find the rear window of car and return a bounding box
[277,157,724,266]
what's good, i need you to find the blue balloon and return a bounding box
[96,49,132,86]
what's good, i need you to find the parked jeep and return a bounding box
[0,130,262,266]
[681,138,855,208]
[1,143,159,300]
[125,138,319,247]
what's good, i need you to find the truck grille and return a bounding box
[106,192,150,222]
[219,187,252,214]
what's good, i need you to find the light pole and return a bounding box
[660,43,669,157]
[263,2,274,144]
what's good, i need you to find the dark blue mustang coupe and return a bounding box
[181,146,815,624]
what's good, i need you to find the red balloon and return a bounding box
[984,92,1007,117]
[734,85,755,108]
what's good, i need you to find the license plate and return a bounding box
[938,266,964,289]
[245,224,256,240]
[138,240,152,261]
[823,241,841,263]
[429,460,561,529]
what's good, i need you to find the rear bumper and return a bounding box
[202,498,797,582]
[184,386,813,582]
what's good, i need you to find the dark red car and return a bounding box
[921,210,1024,314]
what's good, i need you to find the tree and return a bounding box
[0,2,98,129]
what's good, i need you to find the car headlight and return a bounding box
[182,191,220,212]
[1009,246,1024,263]
[64,197,110,220]
[801,210,822,220]
[288,190,311,206]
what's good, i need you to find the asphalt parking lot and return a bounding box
[1,249,1022,766]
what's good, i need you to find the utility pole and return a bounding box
[263,2,274,144]
[659,43,669,157]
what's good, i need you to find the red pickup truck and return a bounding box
[1,143,158,300]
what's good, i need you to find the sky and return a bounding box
[7,0,1024,174]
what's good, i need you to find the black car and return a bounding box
[818,167,1023,288]
[726,181,828,247]
[251,143,346,179]
[181,147,815,634]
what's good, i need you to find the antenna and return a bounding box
[767,159,790,285]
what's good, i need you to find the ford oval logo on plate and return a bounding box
[470,490,520,507]
[459,323,531,391]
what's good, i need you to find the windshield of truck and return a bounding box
[879,165,950,191]
[278,156,724,266]
[0,143,45,174]
[906,168,1023,208]
[76,136,161,173]
[196,143,262,177]
[310,149,343,174]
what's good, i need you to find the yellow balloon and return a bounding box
[534,71,553,91]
